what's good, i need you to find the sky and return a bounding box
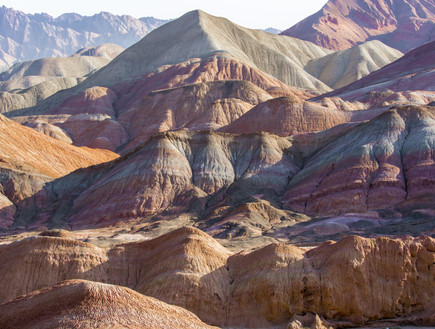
[1,0,328,30]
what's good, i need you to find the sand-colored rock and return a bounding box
[282,0,435,53]
[72,43,125,59]
[0,228,433,328]
[0,56,111,89]
[0,56,112,114]
[81,10,332,92]
[305,40,403,89]
[320,40,435,104]
[0,280,217,329]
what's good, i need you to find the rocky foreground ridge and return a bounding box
[0,227,434,328]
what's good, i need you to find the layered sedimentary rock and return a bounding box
[222,96,352,136]
[0,280,217,329]
[283,106,435,215]
[9,105,434,229]
[13,58,310,150]
[0,113,117,228]
[320,40,435,104]
[0,228,433,327]
[118,80,273,150]
[282,0,435,52]
[0,56,111,113]
[305,40,403,89]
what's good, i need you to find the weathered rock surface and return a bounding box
[8,105,435,229]
[282,0,435,53]
[305,40,403,89]
[0,56,112,114]
[319,40,435,104]
[0,113,117,228]
[222,96,352,136]
[14,59,310,150]
[0,228,433,328]
[118,80,273,150]
[77,10,331,92]
[283,105,435,216]
[0,279,217,329]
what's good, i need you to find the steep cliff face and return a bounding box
[282,0,435,52]
[0,229,433,328]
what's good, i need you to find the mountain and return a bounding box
[0,56,112,115]
[76,10,333,92]
[0,228,434,327]
[0,6,168,66]
[320,40,435,103]
[281,0,435,52]
[305,40,403,89]
[0,56,110,92]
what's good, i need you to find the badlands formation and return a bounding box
[0,1,435,328]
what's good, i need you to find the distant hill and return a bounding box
[0,6,168,69]
[281,0,435,52]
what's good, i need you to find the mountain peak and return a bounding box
[282,0,435,52]
[83,9,331,91]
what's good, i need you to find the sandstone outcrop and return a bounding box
[0,279,217,329]
[282,0,435,53]
[0,228,433,327]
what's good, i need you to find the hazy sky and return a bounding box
[2,0,328,30]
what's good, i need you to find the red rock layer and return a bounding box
[283,106,435,215]
[0,228,434,327]
[281,0,435,52]
[17,56,311,151]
